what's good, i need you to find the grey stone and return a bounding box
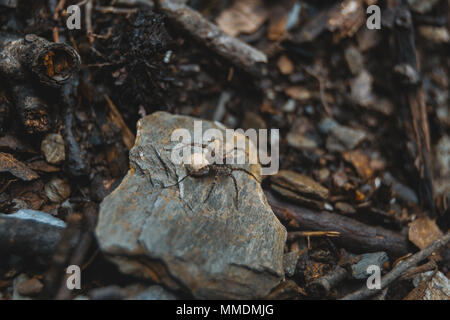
[287,132,317,150]
[329,125,367,151]
[383,172,418,205]
[344,46,364,75]
[319,118,368,151]
[95,112,286,299]
[12,274,32,300]
[350,70,374,107]
[282,99,296,112]
[351,252,388,280]
[413,271,450,300]
[0,210,66,265]
[318,118,338,134]
[319,118,367,152]
[283,251,299,278]
[2,209,66,228]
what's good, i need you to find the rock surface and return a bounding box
[95,112,286,299]
[412,271,450,300]
[350,252,388,280]
[0,209,66,264]
[283,251,299,278]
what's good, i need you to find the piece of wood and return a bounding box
[104,94,135,150]
[266,191,410,257]
[158,0,267,76]
[341,231,450,300]
[390,1,435,216]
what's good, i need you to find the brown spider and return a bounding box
[164,141,260,208]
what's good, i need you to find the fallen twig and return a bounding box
[288,231,340,241]
[157,0,267,76]
[307,266,348,297]
[41,211,83,298]
[0,32,80,133]
[341,231,450,300]
[266,190,410,257]
[55,202,98,300]
[0,32,81,87]
[104,94,135,150]
[62,78,90,177]
[86,0,94,44]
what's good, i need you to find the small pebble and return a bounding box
[44,178,71,203]
[282,99,296,112]
[283,251,300,278]
[41,133,65,165]
[351,252,388,280]
[335,202,356,215]
[344,46,364,75]
[17,278,44,297]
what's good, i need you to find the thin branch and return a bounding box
[341,231,450,300]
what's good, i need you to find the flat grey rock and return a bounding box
[351,252,388,280]
[95,111,286,299]
[2,209,66,228]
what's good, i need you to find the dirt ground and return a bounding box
[0,0,449,300]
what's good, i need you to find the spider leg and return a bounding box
[164,142,210,151]
[229,172,239,209]
[223,146,247,162]
[204,172,220,204]
[164,173,192,188]
[230,167,261,183]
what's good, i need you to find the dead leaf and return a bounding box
[0,152,39,181]
[267,5,289,41]
[18,191,44,210]
[409,217,444,250]
[343,150,373,180]
[328,0,365,42]
[216,0,268,37]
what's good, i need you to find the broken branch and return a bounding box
[341,231,450,300]
[157,0,267,76]
[266,191,410,257]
